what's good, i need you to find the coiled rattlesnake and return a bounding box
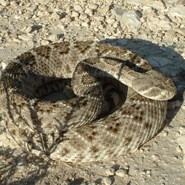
[0,41,176,162]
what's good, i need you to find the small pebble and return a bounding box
[174,131,181,137]
[1,62,8,69]
[0,0,9,6]
[98,25,104,30]
[173,156,180,160]
[71,11,79,17]
[73,4,83,12]
[105,168,115,176]
[40,40,50,45]
[38,4,47,11]
[115,168,128,177]
[129,166,138,176]
[33,0,50,4]
[48,34,58,42]
[31,149,42,157]
[79,14,88,21]
[106,18,116,24]
[161,130,168,137]
[81,22,89,27]
[145,169,151,176]
[18,34,33,41]
[85,8,93,16]
[99,6,109,14]
[152,154,161,161]
[21,26,32,33]
[112,22,119,28]
[91,4,98,10]
[177,135,185,154]
[176,146,183,153]
[103,177,112,185]
[50,12,61,20]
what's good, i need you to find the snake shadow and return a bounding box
[0,148,50,185]
[102,38,185,127]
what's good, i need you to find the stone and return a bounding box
[175,28,185,37]
[85,8,93,16]
[32,149,42,157]
[18,34,33,41]
[142,6,153,13]
[169,5,185,17]
[152,154,161,161]
[99,6,109,14]
[145,169,151,176]
[124,0,145,5]
[105,168,115,176]
[176,135,185,168]
[146,17,160,31]
[38,4,47,11]
[79,14,88,21]
[146,1,165,10]
[158,20,172,30]
[115,169,128,177]
[48,34,59,42]
[33,0,50,4]
[81,22,89,28]
[50,12,60,21]
[106,18,116,24]
[40,39,50,45]
[71,11,79,17]
[1,62,7,69]
[21,26,32,33]
[161,130,168,137]
[103,177,112,185]
[129,166,138,176]
[73,4,83,12]
[0,0,9,6]
[90,4,98,10]
[163,30,177,44]
[112,8,141,30]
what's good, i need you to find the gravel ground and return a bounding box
[0,0,185,185]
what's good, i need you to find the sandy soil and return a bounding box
[0,0,185,184]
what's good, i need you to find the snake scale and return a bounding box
[0,41,176,162]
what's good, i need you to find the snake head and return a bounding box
[132,70,176,101]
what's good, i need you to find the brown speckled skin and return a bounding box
[0,41,176,162]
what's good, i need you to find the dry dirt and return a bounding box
[0,0,185,185]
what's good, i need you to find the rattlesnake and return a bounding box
[0,41,176,162]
